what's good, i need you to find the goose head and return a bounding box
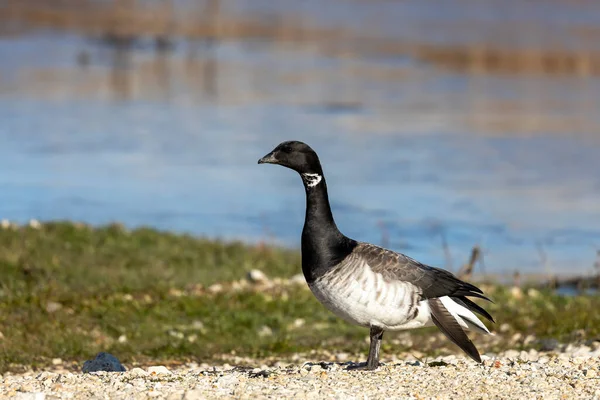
[258,141,322,175]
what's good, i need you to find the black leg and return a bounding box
[366,326,384,369]
[348,326,385,371]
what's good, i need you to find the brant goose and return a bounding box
[258,141,494,370]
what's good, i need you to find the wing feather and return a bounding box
[354,243,492,303]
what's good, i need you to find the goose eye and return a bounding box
[281,146,292,153]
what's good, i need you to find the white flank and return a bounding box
[308,260,491,334]
[439,296,491,334]
[308,262,433,330]
[302,173,322,187]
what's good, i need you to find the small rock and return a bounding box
[82,352,126,373]
[51,358,62,365]
[523,335,537,346]
[572,356,587,365]
[290,274,306,285]
[443,355,458,363]
[147,366,171,375]
[217,374,238,387]
[519,351,529,362]
[585,369,597,378]
[127,367,148,378]
[499,323,511,333]
[287,318,305,330]
[308,364,323,373]
[208,283,223,294]
[510,333,523,343]
[45,302,62,313]
[539,338,560,351]
[191,320,205,330]
[258,325,273,337]
[527,349,540,362]
[504,350,519,359]
[28,219,41,229]
[572,345,591,357]
[168,330,184,339]
[510,286,523,299]
[247,269,268,283]
[118,335,127,343]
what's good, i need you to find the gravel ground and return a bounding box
[2,348,600,400]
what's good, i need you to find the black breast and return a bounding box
[301,230,358,284]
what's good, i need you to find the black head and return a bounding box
[258,141,322,174]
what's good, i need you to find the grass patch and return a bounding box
[0,222,599,372]
[0,221,300,297]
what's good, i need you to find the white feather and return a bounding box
[302,173,322,187]
[439,296,491,334]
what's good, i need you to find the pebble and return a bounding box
[28,219,42,229]
[257,325,273,337]
[290,274,306,285]
[207,283,223,294]
[247,269,268,283]
[45,302,62,313]
[585,369,597,378]
[147,366,171,375]
[510,286,523,299]
[127,368,148,378]
[81,352,126,373]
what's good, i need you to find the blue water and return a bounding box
[1,2,600,277]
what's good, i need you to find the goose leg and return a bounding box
[348,326,384,370]
[367,326,384,369]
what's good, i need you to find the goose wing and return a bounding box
[353,242,491,302]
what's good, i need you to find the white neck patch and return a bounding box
[302,173,322,188]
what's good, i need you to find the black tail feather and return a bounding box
[451,296,495,323]
[429,298,482,363]
[453,290,493,303]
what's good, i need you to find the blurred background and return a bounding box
[1,0,600,280]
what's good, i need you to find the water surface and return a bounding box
[1,1,600,277]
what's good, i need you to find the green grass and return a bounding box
[0,222,599,373]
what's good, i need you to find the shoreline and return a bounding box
[2,346,600,399]
[0,219,594,284]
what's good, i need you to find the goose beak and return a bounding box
[258,151,277,164]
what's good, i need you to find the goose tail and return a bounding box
[439,296,493,335]
[429,296,494,363]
